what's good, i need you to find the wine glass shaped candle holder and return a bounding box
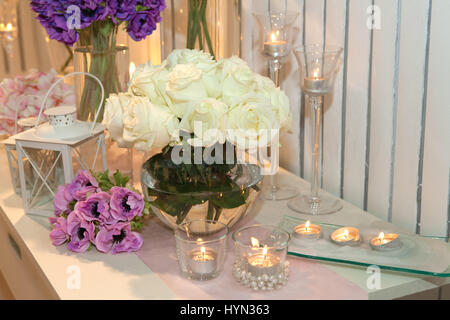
[253,11,299,201]
[290,44,343,215]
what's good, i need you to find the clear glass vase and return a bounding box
[161,0,242,60]
[73,44,129,122]
[74,41,132,178]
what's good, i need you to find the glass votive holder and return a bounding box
[232,224,290,291]
[175,219,228,281]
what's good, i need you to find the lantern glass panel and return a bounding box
[20,146,65,213]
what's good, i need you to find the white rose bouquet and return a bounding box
[103,49,291,151]
[102,49,292,226]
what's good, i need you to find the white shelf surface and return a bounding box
[0,148,447,300]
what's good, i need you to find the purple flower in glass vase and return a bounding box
[66,170,99,201]
[49,216,70,246]
[95,222,143,254]
[66,212,95,253]
[54,185,74,216]
[75,191,117,225]
[110,187,144,221]
[126,12,158,41]
[141,0,166,12]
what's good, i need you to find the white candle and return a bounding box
[263,31,288,57]
[247,245,280,277]
[188,246,217,275]
[293,220,322,240]
[331,227,361,246]
[370,232,402,251]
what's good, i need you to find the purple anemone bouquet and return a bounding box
[30,0,166,45]
[30,0,166,122]
[49,170,149,254]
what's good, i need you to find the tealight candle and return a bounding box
[188,246,217,275]
[303,69,328,94]
[247,245,280,277]
[370,232,402,251]
[293,220,322,240]
[263,31,288,57]
[331,227,361,246]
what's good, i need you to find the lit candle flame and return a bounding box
[270,32,277,42]
[129,62,136,78]
[6,23,13,31]
[313,68,320,79]
[305,220,310,232]
[344,229,349,239]
[201,246,206,259]
[251,237,260,248]
[378,232,385,240]
[262,245,268,260]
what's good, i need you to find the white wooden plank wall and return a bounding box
[242,0,450,238]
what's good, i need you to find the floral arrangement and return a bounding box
[30,0,166,45]
[49,170,149,254]
[30,0,166,121]
[0,69,75,135]
[103,48,291,150]
[102,49,291,225]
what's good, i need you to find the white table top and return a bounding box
[0,148,447,300]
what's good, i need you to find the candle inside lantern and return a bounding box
[188,245,217,275]
[370,232,402,251]
[331,227,361,246]
[263,31,288,57]
[293,220,322,240]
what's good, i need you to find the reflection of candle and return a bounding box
[247,245,280,277]
[263,31,288,57]
[293,220,322,240]
[370,232,402,251]
[0,23,14,32]
[188,246,217,275]
[129,62,136,78]
[331,227,361,246]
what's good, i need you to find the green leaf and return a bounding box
[113,170,130,187]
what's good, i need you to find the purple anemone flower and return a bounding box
[110,186,144,221]
[66,170,99,201]
[49,216,70,246]
[75,191,116,225]
[54,185,74,216]
[66,211,95,253]
[95,222,143,254]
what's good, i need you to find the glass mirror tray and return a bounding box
[279,215,450,277]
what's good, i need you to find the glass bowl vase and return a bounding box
[141,154,263,234]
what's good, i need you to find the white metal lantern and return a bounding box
[1,116,44,195]
[13,72,108,217]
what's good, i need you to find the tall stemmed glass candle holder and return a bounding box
[232,225,290,291]
[175,220,228,281]
[253,11,299,201]
[290,44,343,215]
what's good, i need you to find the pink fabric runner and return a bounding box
[135,218,368,300]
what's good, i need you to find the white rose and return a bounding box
[166,49,216,73]
[102,93,134,148]
[166,63,208,117]
[179,98,228,146]
[166,49,220,98]
[122,96,179,151]
[265,87,292,131]
[226,94,280,149]
[218,56,258,106]
[129,62,171,107]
